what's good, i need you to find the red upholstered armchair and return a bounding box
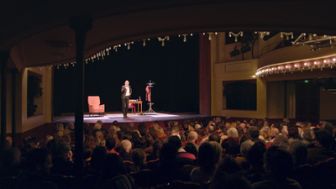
[128,101,136,113]
[88,96,105,114]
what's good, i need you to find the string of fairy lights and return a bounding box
[256,54,336,77]
[54,31,336,71]
[55,32,198,70]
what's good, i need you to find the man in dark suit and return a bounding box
[121,80,132,118]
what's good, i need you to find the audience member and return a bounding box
[253,146,302,189]
[190,141,222,183]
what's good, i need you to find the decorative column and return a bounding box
[0,51,9,148]
[70,15,92,176]
[11,69,17,146]
[284,81,287,118]
[199,35,211,115]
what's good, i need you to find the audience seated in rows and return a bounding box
[1,117,336,189]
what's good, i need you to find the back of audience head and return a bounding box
[105,137,116,151]
[132,148,146,169]
[159,142,178,166]
[187,130,198,144]
[315,129,335,150]
[288,124,300,139]
[47,139,72,161]
[131,130,145,148]
[211,157,251,189]
[167,135,182,151]
[320,121,334,134]
[94,120,103,129]
[102,154,126,179]
[289,140,308,166]
[209,133,221,143]
[221,138,240,157]
[240,139,254,157]
[185,142,198,157]
[259,126,270,141]
[248,126,259,141]
[247,141,266,169]
[227,127,239,139]
[91,146,107,171]
[198,141,222,173]
[217,156,242,174]
[302,127,315,142]
[269,125,280,138]
[272,135,289,150]
[264,146,294,180]
[120,139,133,154]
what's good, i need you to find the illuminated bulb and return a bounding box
[215,32,218,35]
[294,63,300,68]
[285,65,292,69]
[304,62,310,66]
[332,58,336,62]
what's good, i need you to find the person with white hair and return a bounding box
[117,139,133,161]
[187,131,199,145]
[227,127,239,139]
[120,139,133,154]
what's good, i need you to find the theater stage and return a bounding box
[53,112,209,124]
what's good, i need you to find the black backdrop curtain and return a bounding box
[53,36,199,115]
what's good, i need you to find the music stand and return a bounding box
[145,81,155,113]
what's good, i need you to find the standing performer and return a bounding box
[121,80,132,118]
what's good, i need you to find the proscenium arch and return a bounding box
[3,0,336,68]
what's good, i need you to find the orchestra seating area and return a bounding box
[1,117,336,189]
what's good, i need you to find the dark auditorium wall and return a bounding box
[53,36,199,115]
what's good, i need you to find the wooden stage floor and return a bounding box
[53,112,209,124]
